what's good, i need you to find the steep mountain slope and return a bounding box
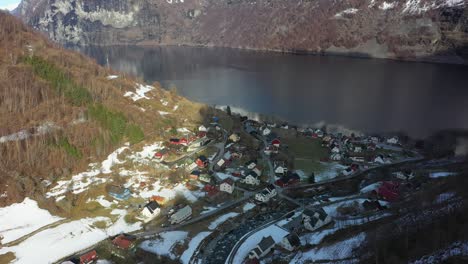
[0,11,205,208]
[15,0,468,63]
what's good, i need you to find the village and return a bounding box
[52,107,458,264]
[1,106,465,264]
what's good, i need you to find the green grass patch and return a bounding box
[23,56,92,106]
[24,56,145,145]
[125,124,145,144]
[48,136,82,159]
[294,158,324,174]
[88,104,144,145]
[286,137,328,160]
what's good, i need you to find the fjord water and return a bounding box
[81,45,468,138]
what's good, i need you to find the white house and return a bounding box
[395,171,415,180]
[242,174,260,186]
[350,156,365,163]
[216,159,226,169]
[170,206,192,225]
[199,125,208,132]
[248,236,276,259]
[247,161,257,170]
[274,165,287,175]
[374,155,391,164]
[220,179,235,194]
[387,137,399,145]
[280,233,301,251]
[302,208,332,231]
[255,185,277,203]
[331,146,340,153]
[262,127,272,136]
[354,146,363,153]
[330,153,342,161]
[141,201,161,223]
[186,162,198,172]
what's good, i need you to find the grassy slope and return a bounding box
[0,11,207,211]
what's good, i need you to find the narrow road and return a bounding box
[3,219,70,247]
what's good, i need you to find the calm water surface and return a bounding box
[80,45,468,138]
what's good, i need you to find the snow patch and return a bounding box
[292,232,366,262]
[379,1,397,10]
[124,83,154,101]
[243,202,256,212]
[106,75,119,80]
[0,198,63,244]
[47,144,129,199]
[159,111,171,116]
[140,231,188,259]
[0,210,141,264]
[334,8,359,18]
[180,232,212,264]
[208,212,240,230]
[429,172,458,178]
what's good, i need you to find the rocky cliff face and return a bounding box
[15,0,468,63]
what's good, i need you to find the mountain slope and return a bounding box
[15,0,468,63]
[0,11,205,208]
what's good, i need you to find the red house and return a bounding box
[154,149,168,160]
[377,181,400,202]
[272,139,281,148]
[204,184,219,197]
[112,234,135,250]
[80,250,98,264]
[180,138,189,146]
[196,156,209,168]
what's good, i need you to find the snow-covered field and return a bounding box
[180,232,212,264]
[208,212,240,230]
[0,198,63,243]
[292,232,365,263]
[0,209,141,264]
[232,224,289,264]
[140,231,188,259]
[130,180,205,203]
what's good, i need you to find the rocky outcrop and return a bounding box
[15,0,468,63]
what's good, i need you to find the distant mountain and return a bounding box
[15,0,468,63]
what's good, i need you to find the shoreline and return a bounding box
[71,42,468,66]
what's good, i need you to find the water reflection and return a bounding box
[80,45,468,138]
